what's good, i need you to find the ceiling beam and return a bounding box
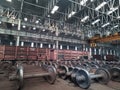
[0,28,86,44]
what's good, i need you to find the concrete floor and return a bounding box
[0,64,120,90]
[0,73,120,90]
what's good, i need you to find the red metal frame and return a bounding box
[0,45,90,61]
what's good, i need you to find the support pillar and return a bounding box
[106,50,108,55]
[48,44,51,48]
[21,41,24,46]
[16,19,21,46]
[75,46,77,51]
[60,45,62,50]
[114,50,116,55]
[10,41,13,46]
[86,47,88,51]
[99,48,101,55]
[40,43,43,48]
[67,45,69,50]
[31,42,34,47]
[53,44,55,49]
[16,0,24,46]
[89,48,92,56]
[83,44,85,51]
[55,26,59,60]
[94,48,96,55]
[110,50,112,55]
[56,41,59,49]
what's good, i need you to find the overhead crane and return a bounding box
[89,32,120,47]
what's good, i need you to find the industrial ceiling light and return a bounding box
[48,15,50,17]
[92,19,100,25]
[12,23,14,26]
[95,2,107,11]
[107,7,118,15]
[43,29,45,31]
[80,0,88,6]
[68,11,76,18]
[33,27,36,30]
[81,16,89,22]
[0,21,1,24]
[24,17,28,21]
[6,0,12,2]
[51,5,59,14]
[35,20,39,24]
[22,25,26,28]
[101,22,110,27]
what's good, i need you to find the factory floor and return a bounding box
[0,73,120,90]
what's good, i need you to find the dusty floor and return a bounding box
[0,73,120,90]
[0,64,120,90]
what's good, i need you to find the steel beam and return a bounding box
[0,28,86,44]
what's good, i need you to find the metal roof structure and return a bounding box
[0,0,120,42]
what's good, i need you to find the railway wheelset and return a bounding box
[0,60,120,90]
[9,63,57,90]
[38,60,120,89]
